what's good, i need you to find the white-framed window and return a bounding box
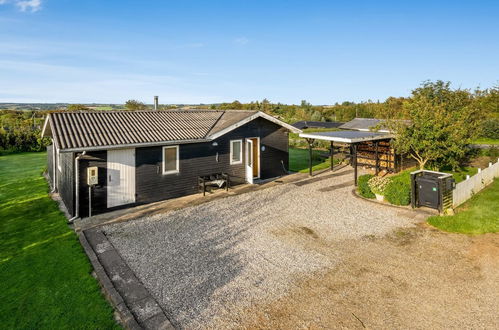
[162,145,179,175]
[230,140,242,164]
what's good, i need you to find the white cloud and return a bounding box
[16,0,41,12]
[233,37,249,46]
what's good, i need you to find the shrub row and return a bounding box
[357,172,411,206]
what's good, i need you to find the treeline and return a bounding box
[204,83,499,139]
[0,110,51,153]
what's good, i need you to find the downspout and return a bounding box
[68,151,86,223]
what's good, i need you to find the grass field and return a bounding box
[427,178,499,234]
[0,153,119,329]
[472,138,499,145]
[289,147,340,173]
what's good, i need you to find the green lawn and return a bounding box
[472,138,499,145]
[444,166,479,183]
[427,178,499,234]
[0,153,119,329]
[289,147,340,173]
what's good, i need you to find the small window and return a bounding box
[162,145,179,174]
[230,140,242,164]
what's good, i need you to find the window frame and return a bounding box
[162,145,180,175]
[229,139,243,165]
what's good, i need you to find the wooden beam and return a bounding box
[374,141,379,175]
[306,138,315,177]
[330,141,334,171]
[353,143,358,186]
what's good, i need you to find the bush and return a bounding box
[368,176,390,195]
[481,118,499,139]
[385,173,412,205]
[358,174,375,198]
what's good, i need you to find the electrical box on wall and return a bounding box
[87,166,98,185]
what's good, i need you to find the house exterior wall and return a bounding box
[135,117,289,205]
[57,151,75,216]
[47,145,54,189]
[71,117,289,217]
[78,151,107,218]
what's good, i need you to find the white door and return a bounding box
[246,139,254,184]
[107,148,136,208]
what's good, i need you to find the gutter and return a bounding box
[68,151,86,223]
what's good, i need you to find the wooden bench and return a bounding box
[198,173,230,196]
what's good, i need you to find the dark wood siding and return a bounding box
[78,151,107,218]
[47,145,54,189]
[135,117,289,205]
[57,151,75,216]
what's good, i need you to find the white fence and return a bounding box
[452,158,499,208]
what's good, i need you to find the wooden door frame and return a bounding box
[245,137,260,179]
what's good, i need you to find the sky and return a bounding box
[0,0,498,104]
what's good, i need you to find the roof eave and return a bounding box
[299,132,394,143]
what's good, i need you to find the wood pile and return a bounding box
[356,141,395,170]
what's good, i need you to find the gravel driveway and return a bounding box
[104,167,427,329]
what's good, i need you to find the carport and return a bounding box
[299,130,394,185]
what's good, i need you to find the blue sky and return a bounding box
[0,1,498,104]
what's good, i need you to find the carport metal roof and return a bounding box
[299,130,393,143]
[298,130,394,185]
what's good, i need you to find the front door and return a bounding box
[246,139,253,184]
[107,148,136,208]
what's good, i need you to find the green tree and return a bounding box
[125,99,147,110]
[67,104,90,111]
[391,81,481,170]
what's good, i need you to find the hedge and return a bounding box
[358,174,375,198]
[385,172,411,205]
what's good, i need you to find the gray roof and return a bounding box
[291,121,344,130]
[42,110,300,151]
[299,130,393,143]
[339,117,410,132]
[339,118,384,131]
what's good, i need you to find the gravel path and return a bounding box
[104,167,422,329]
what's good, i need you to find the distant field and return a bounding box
[0,153,119,329]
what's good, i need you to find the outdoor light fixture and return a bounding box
[212,142,218,146]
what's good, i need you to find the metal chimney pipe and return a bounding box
[154,96,159,110]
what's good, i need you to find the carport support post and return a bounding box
[353,143,358,186]
[330,141,334,171]
[306,138,314,177]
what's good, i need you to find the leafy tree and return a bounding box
[67,104,90,111]
[391,81,481,170]
[310,110,322,121]
[125,99,147,110]
[481,118,499,139]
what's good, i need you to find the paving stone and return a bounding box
[130,296,164,322]
[84,229,113,254]
[142,312,176,330]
